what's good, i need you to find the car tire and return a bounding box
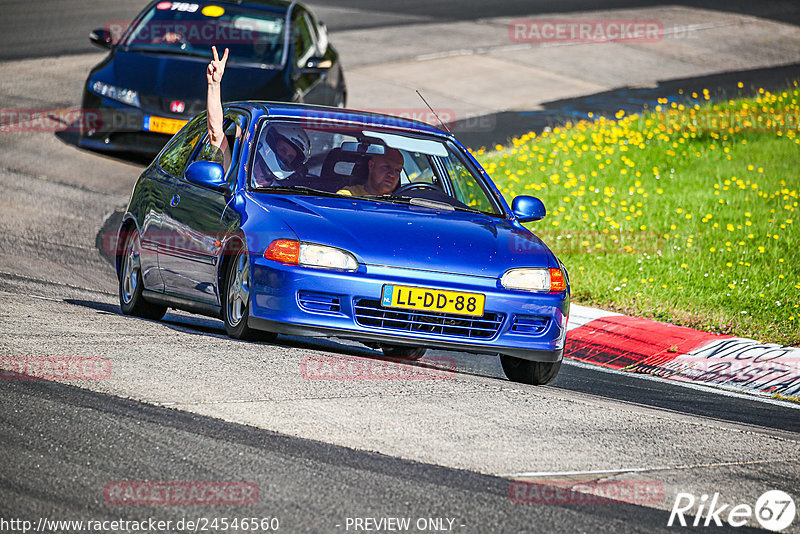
[381,345,427,360]
[223,248,276,341]
[119,227,167,320]
[500,355,562,385]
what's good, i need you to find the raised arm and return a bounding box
[206,46,229,150]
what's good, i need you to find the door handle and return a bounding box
[170,194,180,207]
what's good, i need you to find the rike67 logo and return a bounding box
[668,490,796,531]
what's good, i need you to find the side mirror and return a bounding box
[301,56,333,72]
[512,195,546,222]
[185,161,229,193]
[89,28,115,49]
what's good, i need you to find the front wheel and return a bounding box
[223,248,275,341]
[119,228,167,320]
[381,344,427,360]
[500,355,562,385]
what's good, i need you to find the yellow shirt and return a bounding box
[336,184,370,196]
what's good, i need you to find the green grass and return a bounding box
[474,83,800,345]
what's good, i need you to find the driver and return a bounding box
[337,148,404,196]
[252,125,311,187]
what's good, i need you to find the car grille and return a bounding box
[298,291,341,313]
[140,95,205,117]
[353,298,504,340]
[511,315,550,335]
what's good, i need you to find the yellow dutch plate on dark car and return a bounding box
[144,116,188,135]
[381,285,485,317]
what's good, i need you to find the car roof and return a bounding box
[231,101,453,138]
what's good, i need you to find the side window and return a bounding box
[443,157,497,213]
[292,10,316,67]
[157,116,206,176]
[191,110,248,183]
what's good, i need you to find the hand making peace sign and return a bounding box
[206,46,229,85]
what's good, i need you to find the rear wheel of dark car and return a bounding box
[381,344,427,360]
[500,355,562,385]
[119,227,167,320]
[223,248,276,341]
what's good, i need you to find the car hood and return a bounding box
[102,50,285,102]
[247,194,554,278]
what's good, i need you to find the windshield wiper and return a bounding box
[407,197,455,211]
[390,195,483,214]
[253,185,340,197]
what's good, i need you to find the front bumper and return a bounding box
[248,256,569,362]
[78,93,183,155]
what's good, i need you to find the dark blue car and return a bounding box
[81,0,345,154]
[116,102,570,385]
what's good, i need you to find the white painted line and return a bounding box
[415,49,475,61]
[503,458,787,478]
[506,467,649,478]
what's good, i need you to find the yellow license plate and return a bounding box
[144,116,187,135]
[381,285,485,317]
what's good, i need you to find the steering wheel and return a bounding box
[391,182,441,197]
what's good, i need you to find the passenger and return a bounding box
[208,46,310,187]
[206,45,233,169]
[252,125,311,187]
[337,148,404,196]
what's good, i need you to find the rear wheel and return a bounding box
[500,355,562,385]
[223,248,275,341]
[119,228,167,320]
[381,344,427,361]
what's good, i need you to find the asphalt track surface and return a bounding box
[3,0,800,61]
[2,378,727,534]
[1,1,800,533]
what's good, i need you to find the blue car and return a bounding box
[116,102,570,385]
[81,0,345,154]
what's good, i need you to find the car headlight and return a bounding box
[264,240,358,271]
[89,80,140,107]
[501,267,567,292]
[300,243,358,271]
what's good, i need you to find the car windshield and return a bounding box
[123,2,285,66]
[250,120,504,216]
